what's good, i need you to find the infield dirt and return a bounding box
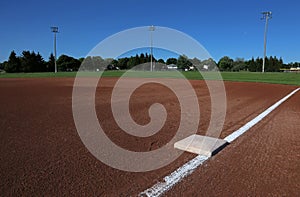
[0,77,298,196]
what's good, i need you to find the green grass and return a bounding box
[0,72,77,78]
[181,72,300,86]
[0,71,123,78]
[0,71,299,86]
[220,72,300,86]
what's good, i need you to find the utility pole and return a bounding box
[51,26,59,73]
[149,25,155,71]
[261,12,272,73]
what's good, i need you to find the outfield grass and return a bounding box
[0,72,77,78]
[220,72,300,86]
[0,71,299,86]
[184,72,300,86]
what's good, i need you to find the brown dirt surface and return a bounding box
[0,77,298,196]
[167,86,300,196]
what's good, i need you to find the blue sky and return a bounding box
[1,0,300,63]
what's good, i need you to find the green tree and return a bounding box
[135,54,140,65]
[21,51,32,72]
[0,61,6,71]
[218,56,234,71]
[111,59,119,67]
[57,54,80,71]
[4,51,21,73]
[81,56,94,71]
[231,58,247,72]
[177,55,192,70]
[78,57,85,63]
[127,56,138,69]
[20,51,45,72]
[93,56,106,70]
[200,58,218,71]
[256,57,263,72]
[47,53,55,72]
[246,57,257,72]
[140,53,146,64]
[190,58,201,68]
[118,57,129,70]
[166,57,177,65]
[157,59,165,64]
[35,52,46,72]
[279,57,284,66]
[145,53,150,62]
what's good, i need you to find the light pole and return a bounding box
[51,26,59,73]
[149,25,155,71]
[261,11,272,73]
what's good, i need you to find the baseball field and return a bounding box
[0,71,299,196]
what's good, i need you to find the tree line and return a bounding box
[217,56,285,72]
[1,51,54,73]
[0,50,299,73]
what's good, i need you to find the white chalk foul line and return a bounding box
[139,87,300,197]
[139,155,209,197]
[224,87,300,142]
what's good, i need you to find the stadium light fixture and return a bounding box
[149,25,155,71]
[51,26,59,73]
[261,11,272,73]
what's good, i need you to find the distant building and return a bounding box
[167,64,177,70]
[280,67,300,72]
[291,67,300,71]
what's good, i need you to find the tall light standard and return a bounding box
[149,25,155,71]
[51,26,59,73]
[261,11,272,73]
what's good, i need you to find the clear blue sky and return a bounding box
[1,0,300,63]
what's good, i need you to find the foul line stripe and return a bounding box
[224,87,300,142]
[139,155,209,197]
[139,87,300,197]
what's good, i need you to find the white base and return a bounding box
[174,134,228,157]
